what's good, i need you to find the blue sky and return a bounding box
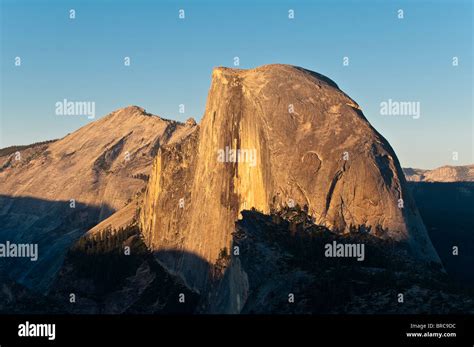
[1,0,472,169]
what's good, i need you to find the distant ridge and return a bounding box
[403,164,474,182]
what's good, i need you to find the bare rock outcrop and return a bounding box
[0,106,197,291]
[139,64,441,294]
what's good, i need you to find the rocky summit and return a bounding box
[0,106,197,291]
[139,64,441,295]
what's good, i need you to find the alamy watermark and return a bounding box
[325,241,365,261]
[18,321,55,341]
[0,241,38,261]
[217,146,257,167]
[55,99,96,119]
[380,99,420,119]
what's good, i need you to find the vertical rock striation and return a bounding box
[139,64,441,295]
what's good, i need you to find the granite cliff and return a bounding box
[139,64,441,297]
[0,64,453,314]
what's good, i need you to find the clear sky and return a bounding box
[1,0,472,169]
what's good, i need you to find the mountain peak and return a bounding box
[106,105,158,120]
[122,105,148,114]
[140,64,440,295]
[0,103,194,290]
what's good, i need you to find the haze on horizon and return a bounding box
[0,0,472,170]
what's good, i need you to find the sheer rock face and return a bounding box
[140,64,441,292]
[0,106,196,291]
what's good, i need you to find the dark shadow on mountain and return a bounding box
[0,273,65,314]
[49,224,200,314]
[5,200,474,314]
[44,206,474,315]
[0,194,115,293]
[215,207,474,314]
[152,249,213,297]
[407,182,474,285]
